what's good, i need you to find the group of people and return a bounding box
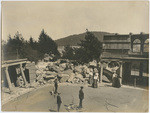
[51,70,121,112]
[89,67,99,88]
[89,66,122,88]
[51,78,84,112]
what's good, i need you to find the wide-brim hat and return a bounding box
[80,86,84,89]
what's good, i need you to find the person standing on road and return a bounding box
[54,78,58,94]
[112,72,121,88]
[93,73,98,88]
[57,93,62,112]
[89,68,93,85]
[79,86,84,108]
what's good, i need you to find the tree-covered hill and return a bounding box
[55,31,113,46]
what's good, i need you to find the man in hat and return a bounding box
[57,93,62,112]
[79,86,84,108]
[54,78,58,94]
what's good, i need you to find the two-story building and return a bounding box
[101,33,149,86]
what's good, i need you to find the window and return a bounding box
[133,39,141,52]
[131,62,140,76]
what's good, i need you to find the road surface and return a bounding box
[2,83,148,112]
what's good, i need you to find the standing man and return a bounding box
[79,86,84,108]
[54,78,58,94]
[57,93,62,112]
[89,68,93,85]
[93,73,99,88]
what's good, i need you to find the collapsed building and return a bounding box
[1,59,36,92]
[1,33,149,93]
[101,33,149,86]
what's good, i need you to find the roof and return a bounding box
[103,33,149,42]
[104,33,149,37]
[101,56,149,61]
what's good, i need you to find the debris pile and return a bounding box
[16,76,24,87]
[35,59,99,85]
[65,104,86,112]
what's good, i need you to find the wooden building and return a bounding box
[2,59,36,92]
[100,33,149,86]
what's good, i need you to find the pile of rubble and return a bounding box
[65,104,86,112]
[35,59,98,85]
[65,104,79,112]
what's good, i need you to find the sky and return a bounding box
[2,1,149,41]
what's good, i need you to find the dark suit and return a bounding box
[79,89,84,108]
[54,80,58,94]
[57,95,62,112]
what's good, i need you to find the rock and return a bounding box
[74,65,83,73]
[36,74,45,82]
[44,67,49,71]
[85,73,90,78]
[71,72,85,84]
[59,63,67,69]
[73,77,83,84]
[34,60,89,85]
[45,71,51,75]
[47,65,59,72]
[36,70,42,75]
[44,75,56,80]
[47,62,54,67]
[68,73,75,83]
[30,81,38,87]
[63,69,73,75]
[36,62,48,69]
[45,71,58,76]
[86,68,90,73]
[59,67,65,72]
[16,76,24,87]
[59,73,70,83]
[47,79,55,84]
[44,57,50,62]
[89,60,97,67]
[75,73,84,81]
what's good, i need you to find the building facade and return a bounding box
[101,33,149,86]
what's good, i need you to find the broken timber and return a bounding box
[2,59,28,92]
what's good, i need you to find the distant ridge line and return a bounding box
[55,31,114,46]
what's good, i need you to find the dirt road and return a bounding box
[2,83,148,112]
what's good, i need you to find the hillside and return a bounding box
[55,31,113,46]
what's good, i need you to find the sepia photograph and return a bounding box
[1,1,149,112]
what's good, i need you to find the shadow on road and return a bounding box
[49,109,57,112]
[104,84,112,87]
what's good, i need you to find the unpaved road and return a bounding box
[2,83,148,112]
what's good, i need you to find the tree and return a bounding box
[38,29,60,57]
[76,30,102,63]
[3,32,25,60]
[62,45,75,60]
[21,42,42,63]
[29,36,38,50]
[29,37,34,48]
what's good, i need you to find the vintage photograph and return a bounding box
[1,1,149,112]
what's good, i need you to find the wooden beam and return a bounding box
[2,58,27,64]
[119,62,123,85]
[2,61,27,68]
[100,65,103,83]
[97,62,101,83]
[4,67,13,92]
[20,64,28,86]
